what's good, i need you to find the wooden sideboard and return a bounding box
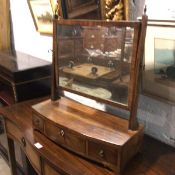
[0,98,116,175]
[0,51,51,174]
[0,98,175,175]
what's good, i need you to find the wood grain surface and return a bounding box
[0,98,175,175]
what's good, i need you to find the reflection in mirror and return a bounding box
[56,23,135,106]
[60,0,101,19]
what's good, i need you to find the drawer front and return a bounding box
[6,120,23,143]
[45,122,65,145]
[64,131,86,154]
[32,114,44,132]
[6,120,41,173]
[44,162,63,175]
[45,122,86,154]
[88,141,118,165]
[25,140,41,174]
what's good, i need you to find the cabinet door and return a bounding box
[0,116,8,157]
[1,117,28,174]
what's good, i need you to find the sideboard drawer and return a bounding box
[45,122,86,154]
[25,140,41,174]
[88,141,118,165]
[6,120,41,173]
[6,120,23,143]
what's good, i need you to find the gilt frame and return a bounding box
[28,0,55,34]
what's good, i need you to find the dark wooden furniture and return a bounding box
[0,51,51,104]
[32,98,144,173]
[0,98,175,175]
[31,15,147,175]
[0,51,51,174]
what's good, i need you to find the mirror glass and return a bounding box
[56,22,136,107]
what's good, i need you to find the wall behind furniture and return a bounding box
[9,0,175,147]
[139,0,175,147]
[146,0,175,20]
[10,0,52,62]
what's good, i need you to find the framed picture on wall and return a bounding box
[28,0,54,34]
[142,20,175,104]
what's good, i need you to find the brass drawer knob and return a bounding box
[99,150,104,158]
[60,129,65,137]
[21,137,26,147]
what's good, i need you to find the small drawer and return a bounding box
[45,122,86,154]
[88,141,118,165]
[64,131,86,154]
[45,122,65,145]
[32,114,44,132]
[6,120,23,143]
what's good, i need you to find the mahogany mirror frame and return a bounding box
[51,15,147,130]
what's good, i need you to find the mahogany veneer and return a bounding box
[32,97,144,173]
[0,98,117,175]
[0,98,175,175]
[30,16,147,174]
